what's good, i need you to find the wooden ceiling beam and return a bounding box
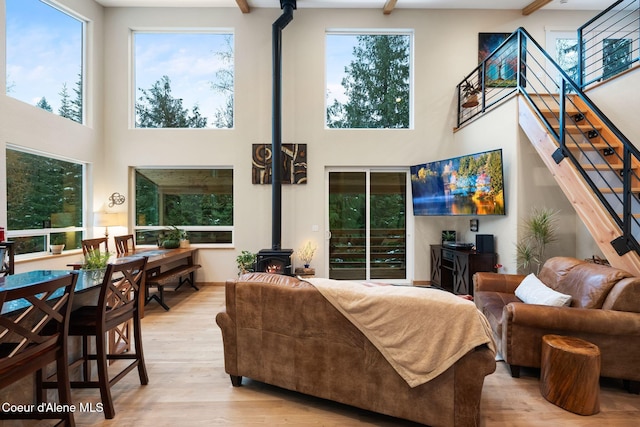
[522,0,552,16]
[236,0,250,14]
[383,0,397,15]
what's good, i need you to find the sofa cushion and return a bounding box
[515,273,572,307]
[556,262,631,308]
[538,257,584,289]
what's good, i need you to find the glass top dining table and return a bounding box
[0,267,128,314]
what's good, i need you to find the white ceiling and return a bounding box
[93,0,616,11]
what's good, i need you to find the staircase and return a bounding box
[456,21,640,275]
[518,95,640,274]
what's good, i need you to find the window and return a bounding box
[134,168,234,245]
[134,32,234,129]
[327,169,411,282]
[546,31,578,89]
[602,38,633,80]
[6,148,85,256]
[326,31,412,129]
[6,0,85,124]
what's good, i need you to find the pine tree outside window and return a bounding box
[6,147,86,256]
[133,32,234,129]
[326,31,412,129]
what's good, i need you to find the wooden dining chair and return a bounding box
[114,234,135,254]
[40,257,149,419]
[1,272,78,426]
[81,237,109,255]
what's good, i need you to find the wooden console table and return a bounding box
[430,245,496,295]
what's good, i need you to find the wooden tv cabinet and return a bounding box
[430,244,496,295]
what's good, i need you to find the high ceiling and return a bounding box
[94,0,615,13]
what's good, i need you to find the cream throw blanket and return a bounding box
[306,278,496,388]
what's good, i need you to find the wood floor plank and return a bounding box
[10,285,638,426]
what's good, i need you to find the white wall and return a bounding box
[3,3,628,281]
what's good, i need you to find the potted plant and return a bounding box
[50,234,66,255]
[179,228,190,248]
[441,230,456,245]
[460,78,480,108]
[297,241,317,268]
[236,250,256,276]
[161,226,183,249]
[516,207,559,274]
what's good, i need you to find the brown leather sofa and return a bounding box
[474,257,640,391]
[216,272,496,427]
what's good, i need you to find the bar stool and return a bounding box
[41,257,149,419]
[114,234,135,254]
[0,272,78,426]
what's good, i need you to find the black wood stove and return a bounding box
[255,1,296,276]
[256,249,294,275]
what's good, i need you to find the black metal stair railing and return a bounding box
[578,0,640,89]
[456,27,640,256]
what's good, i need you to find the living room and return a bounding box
[4,0,639,282]
[1,0,640,425]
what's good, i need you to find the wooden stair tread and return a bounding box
[541,109,584,118]
[552,124,602,132]
[566,142,612,151]
[599,187,640,194]
[617,213,640,219]
[582,163,623,171]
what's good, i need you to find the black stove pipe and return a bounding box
[271,0,296,250]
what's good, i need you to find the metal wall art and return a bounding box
[252,143,307,185]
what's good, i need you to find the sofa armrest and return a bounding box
[473,272,526,294]
[215,309,239,376]
[505,302,640,335]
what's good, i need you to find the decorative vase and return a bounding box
[81,267,107,284]
[179,239,190,248]
[51,244,65,255]
[163,239,180,249]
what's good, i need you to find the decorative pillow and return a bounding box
[515,273,572,307]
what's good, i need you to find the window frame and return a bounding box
[132,166,235,248]
[5,145,88,259]
[325,29,415,130]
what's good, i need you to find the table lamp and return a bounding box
[94,212,124,239]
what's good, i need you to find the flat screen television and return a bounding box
[410,149,505,216]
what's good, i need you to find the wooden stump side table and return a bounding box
[540,334,601,415]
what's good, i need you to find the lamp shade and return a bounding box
[94,212,125,227]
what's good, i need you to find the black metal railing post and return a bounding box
[622,147,633,239]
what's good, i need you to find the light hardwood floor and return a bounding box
[19,284,640,426]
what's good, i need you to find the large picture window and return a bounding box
[5,0,85,124]
[134,32,234,129]
[326,31,412,129]
[134,168,234,245]
[6,148,85,256]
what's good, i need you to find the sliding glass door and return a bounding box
[327,169,410,282]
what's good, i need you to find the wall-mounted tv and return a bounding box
[410,149,505,216]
